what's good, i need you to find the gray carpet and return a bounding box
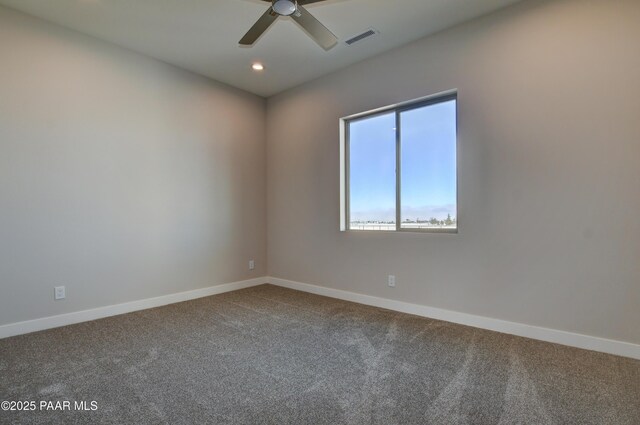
[1,284,639,425]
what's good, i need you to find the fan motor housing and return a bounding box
[272,0,297,16]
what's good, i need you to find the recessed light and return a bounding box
[252,63,264,71]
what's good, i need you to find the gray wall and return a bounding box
[266,0,640,344]
[0,6,266,325]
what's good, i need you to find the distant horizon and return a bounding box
[350,203,456,223]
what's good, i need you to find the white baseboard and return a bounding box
[267,276,640,360]
[0,277,267,339]
[4,275,638,360]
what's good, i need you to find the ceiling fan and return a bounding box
[239,0,338,50]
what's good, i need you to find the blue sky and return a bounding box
[349,100,457,222]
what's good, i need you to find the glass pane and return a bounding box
[348,112,396,231]
[400,99,457,230]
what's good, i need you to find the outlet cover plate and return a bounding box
[54,286,66,300]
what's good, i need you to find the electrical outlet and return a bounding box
[388,275,396,288]
[249,260,255,270]
[54,286,66,300]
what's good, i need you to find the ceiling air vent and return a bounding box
[344,28,379,46]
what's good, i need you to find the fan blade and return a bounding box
[299,0,329,4]
[239,8,278,45]
[291,6,338,50]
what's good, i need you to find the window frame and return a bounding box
[340,90,458,234]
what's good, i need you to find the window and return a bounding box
[341,92,457,232]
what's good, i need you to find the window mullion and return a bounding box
[395,109,401,232]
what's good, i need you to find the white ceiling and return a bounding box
[0,0,522,97]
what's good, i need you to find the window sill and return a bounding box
[343,228,458,234]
